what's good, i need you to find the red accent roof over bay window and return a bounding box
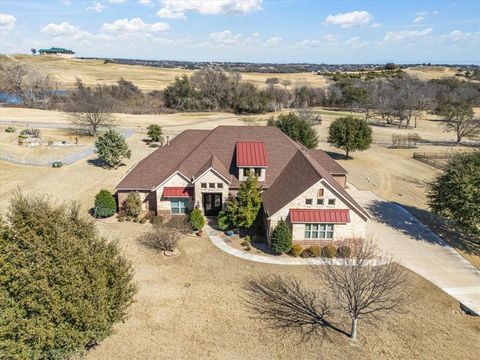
[236,142,268,167]
[163,187,193,198]
[289,209,350,223]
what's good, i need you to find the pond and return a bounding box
[0,90,68,104]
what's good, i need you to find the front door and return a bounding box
[203,193,222,216]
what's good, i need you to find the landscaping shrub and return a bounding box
[166,215,191,234]
[118,217,125,222]
[270,219,292,254]
[189,208,205,230]
[5,126,15,133]
[126,216,132,221]
[309,245,321,257]
[94,189,116,218]
[150,215,164,226]
[245,245,251,251]
[125,192,142,218]
[0,192,136,358]
[290,244,303,257]
[133,217,139,223]
[241,235,251,247]
[337,245,352,258]
[140,217,148,224]
[139,227,181,252]
[300,248,313,258]
[321,244,337,258]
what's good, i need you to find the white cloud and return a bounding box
[157,0,263,19]
[383,27,433,42]
[41,22,113,43]
[448,30,480,42]
[414,16,425,23]
[109,0,127,3]
[263,36,282,47]
[157,8,187,19]
[325,11,372,28]
[345,36,368,49]
[102,18,170,33]
[138,0,152,6]
[87,2,105,12]
[41,22,81,36]
[209,30,243,44]
[371,22,382,28]
[323,34,336,41]
[0,13,16,32]
[296,39,322,48]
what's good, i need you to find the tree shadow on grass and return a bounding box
[324,150,348,160]
[243,275,349,343]
[86,158,107,168]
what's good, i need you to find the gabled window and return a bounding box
[305,199,313,206]
[317,198,324,205]
[209,183,215,188]
[217,183,223,188]
[328,199,336,206]
[201,183,207,189]
[318,189,324,197]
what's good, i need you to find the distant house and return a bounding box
[116,126,369,246]
[38,47,75,56]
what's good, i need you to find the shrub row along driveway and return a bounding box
[348,184,480,315]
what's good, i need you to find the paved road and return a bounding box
[348,184,480,316]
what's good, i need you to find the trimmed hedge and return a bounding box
[290,244,303,257]
[94,190,116,218]
[321,244,337,258]
[337,245,352,258]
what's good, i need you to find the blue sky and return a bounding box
[1,0,479,64]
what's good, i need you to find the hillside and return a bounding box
[0,54,330,91]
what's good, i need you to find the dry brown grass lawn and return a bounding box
[0,118,479,359]
[82,221,480,360]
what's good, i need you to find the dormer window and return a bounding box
[236,142,269,182]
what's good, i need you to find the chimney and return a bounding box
[166,135,170,146]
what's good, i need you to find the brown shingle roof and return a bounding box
[116,126,368,220]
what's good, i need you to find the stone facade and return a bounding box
[266,179,367,245]
[192,169,231,211]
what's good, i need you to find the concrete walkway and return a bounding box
[205,185,480,315]
[205,225,382,266]
[348,184,480,316]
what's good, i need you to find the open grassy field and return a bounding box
[2,55,466,92]
[0,54,330,91]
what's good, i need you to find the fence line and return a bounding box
[0,129,134,167]
[412,152,461,169]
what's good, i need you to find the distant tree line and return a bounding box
[1,63,479,140]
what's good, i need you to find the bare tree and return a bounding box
[244,275,347,341]
[281,79,292,91]
[314,240,409,341]
[0,62,52,107]
[296,107,322,125]
[437,101,480,142]
[67,79,115,136]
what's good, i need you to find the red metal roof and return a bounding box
[236,142,268,167]
[289,209,350,223]
[163,187,193,198]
